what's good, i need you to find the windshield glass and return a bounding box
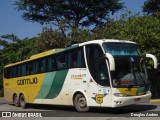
[111,57,149,88]
[103,42,141,56]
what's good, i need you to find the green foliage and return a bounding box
[143,0,160,15]
[35,27,66,53]
[0,34,37,95]
[0,34,36,63]
[67,28,94,46]
[15,0,124,37]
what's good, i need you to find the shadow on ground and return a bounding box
[13,103,157,117]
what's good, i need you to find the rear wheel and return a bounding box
[73,94,89,112]
[19,94,27,108]
[13,94,20,107]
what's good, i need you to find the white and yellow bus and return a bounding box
[3,39,158,112]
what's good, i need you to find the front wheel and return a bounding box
[73,94,89,112]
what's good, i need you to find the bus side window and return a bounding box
[77,48,85,67]
[26,63,33,75]
[48,57,53,72]
[9,67,13,78]
[9,68,12,78]
[13,67,17,78]
[4,68,10,78]
[68,47,85,68]
[42,59,46,72]
[38,59,46,73]
[56,53,67,70]
[17,65,22,77]
[22,64,26,76]
[52,56,58,71]
[32,61,38,74]
[38,59,42,73]
[69,50,78,68]
[86,44,103,80]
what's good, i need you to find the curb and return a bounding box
[150,99,160,103]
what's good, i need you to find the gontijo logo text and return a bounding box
[17,77,38,85]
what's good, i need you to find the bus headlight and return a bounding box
[114,93,128,97]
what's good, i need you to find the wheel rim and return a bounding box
[78,97,87,108]
[14,95,18,105]
[20,95,25,107]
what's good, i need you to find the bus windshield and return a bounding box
[111,57,149,88]
[103,42,140,56]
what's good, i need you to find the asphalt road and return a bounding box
[0,98,160,120]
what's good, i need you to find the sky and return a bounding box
[0,0,146,39]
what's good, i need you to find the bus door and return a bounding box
[85,44,111,106]
[95,58,112,106]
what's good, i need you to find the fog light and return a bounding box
[114,101,123,104]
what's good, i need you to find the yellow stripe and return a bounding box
[118,88,138,96]
[4,73,45,103]
[149,99,160,103]
[70,78,83,80]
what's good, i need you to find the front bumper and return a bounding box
[111,92,152,107]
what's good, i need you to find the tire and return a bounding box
[13,94,20,107]
[73,93,89,112]
[19,94,27,108]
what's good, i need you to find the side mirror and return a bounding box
[105,53,115,71]
[145,54,158,69]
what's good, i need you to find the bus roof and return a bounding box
[79,39,137,46]
[5,48,61,68]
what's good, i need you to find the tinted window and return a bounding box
[4,47,86,78]
[97,60,110,86]
[47,56,57,71]
[17,65,22,77]
[22,64,26,76]
[13,67,17,77]
[68,47,85,68]
[103,43,140,56]
[86,44,103,80]
[32,61,38,74]
[56,53,68,70]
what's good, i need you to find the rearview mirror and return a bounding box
[145,54,158,69]
[105,53,115,71]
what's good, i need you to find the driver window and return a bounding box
[97,60,110,86]
[86,44,103,80]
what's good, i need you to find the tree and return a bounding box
[15,0,124,37]
[143,0,160,14]
[0,34,37,96]
[35,27,66,53]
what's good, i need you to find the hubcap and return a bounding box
[20,97,24,106]
[78,97,86,108]
[14,96,18,105]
